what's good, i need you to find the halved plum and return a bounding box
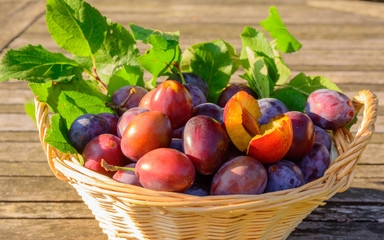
[223,91,261,152]
[224,91,293,164]
[247,114,293,164]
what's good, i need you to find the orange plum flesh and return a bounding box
[223,91,261,152]
[247,114,293,164]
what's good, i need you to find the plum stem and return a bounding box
[106,88,136,113]
[172,62,186,84]
[120,88,137,108]
[88,55,108,94]
[101,159,135,172]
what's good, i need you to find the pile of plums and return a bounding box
[68,73,355,196]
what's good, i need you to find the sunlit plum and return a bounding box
[117,107,149,138]
[298,143,330,183]
[121,111,172,162]
[183,115,229,175]
[150,80,193,129]
[284,111,315,161]
[135,148,195,192]
[68,114,110,153]
[138,89,154,110]
[265,160,305,193]
[83,134,128,177]
[210,156,267,195]
[305,89,355,130]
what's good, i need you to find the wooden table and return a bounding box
[0,0,383,239]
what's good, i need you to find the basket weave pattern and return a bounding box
[35,90,378,240]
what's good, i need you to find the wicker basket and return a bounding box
[35,90,378,240]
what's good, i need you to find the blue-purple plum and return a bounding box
[192,103,224,124]
[314,125,332,151]
[68,114,110,153]
[298,143,331,183]
[98,113,119,136]
[258,98,289,125]
[265,160,305,192]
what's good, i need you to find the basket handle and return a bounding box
[326,90,378,191]
[34,98,69,182]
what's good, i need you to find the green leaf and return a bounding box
[182,40,240,76]
[271,87,306,112]
[259,6,302,53]
[45,114,77,154]
[46,0,107,56]
[57,91,113,127]
[0,45,82,83]
[74,19,140,84]
[271,40,291,85]
[224,41,241,75]
[245,48,271,98]
[29,78,108,114]
[130,23,179,43]
[287,73,343,97]
[189,40,233,103]
[24,100,36,125]
[131,25,181,88]
[240,26,274,70]
[137,34,181,89]
[240,26,280,87]
[107,64,144,99]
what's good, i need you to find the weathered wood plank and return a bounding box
[0,113,37,131]
[305,204,384,222]
[0,142,46,161]
[289,221,384,240]
[0,131,39,142]
[308,0,384,20]
[0,202,91,219]
[0,176,80,201]
[0,219,106,240]
[329,183,384,204]
[0,0,45,52]
[0,161,53,176]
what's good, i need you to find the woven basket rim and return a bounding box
[35,89,378,211]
